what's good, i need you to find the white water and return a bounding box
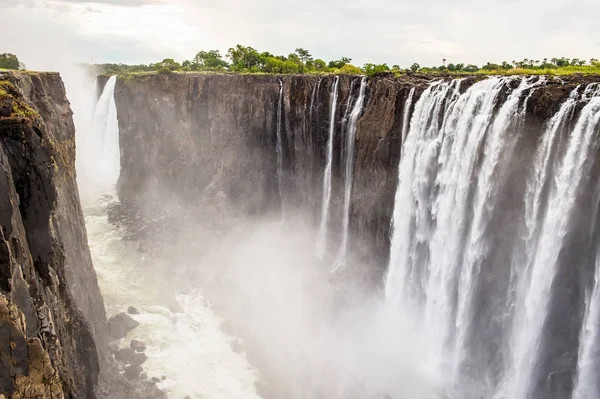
[276,79,284,217]
[387,78,600,398]
[79,78,261,399]
[78,76,120,195]
[334,77,367,270]
[400,87,415,149]
[315,76,339,258]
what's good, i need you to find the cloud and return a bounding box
[1,0,599,68]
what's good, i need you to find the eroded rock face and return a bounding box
[110,73,600,280]
[0,71,104,398]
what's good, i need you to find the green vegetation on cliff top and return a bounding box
[86,45,600,78]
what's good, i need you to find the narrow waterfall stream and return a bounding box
[315,76,340,258]
[335,77,367,270]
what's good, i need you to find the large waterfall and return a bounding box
[76,72,600,398]
[386,77,600,398]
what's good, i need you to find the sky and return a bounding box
[1,0,599,69]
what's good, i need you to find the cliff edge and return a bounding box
[0,71,103,398]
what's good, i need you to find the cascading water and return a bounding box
[276,79,284,217]
[385,76,600,398]
[315,76,339,258]
[79,76,120,194]
[400,87,415,150]
[334,77,367,270]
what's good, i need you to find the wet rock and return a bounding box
[116,374,134,389]
[109,312,140,340]
[123,364,144,381]
[151,377,161,383]
[115,348,147,366]
[127,306,140,315]
[130,339,147,352]
[108,342,120,353]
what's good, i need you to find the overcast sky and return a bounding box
[2,0,599,70]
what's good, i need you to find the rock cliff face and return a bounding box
[0,71,105,398]
[109,73,599,275]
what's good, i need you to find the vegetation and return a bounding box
[0,53,20,70]
[0,80,39,119]
[87,45,600,77]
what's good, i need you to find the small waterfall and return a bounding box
[315,76,340,258]
[334,77,367,270]
[276,79,284,217]
[83,75,120,193]
[400,87,415,148]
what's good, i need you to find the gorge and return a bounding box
[2,69,600,399]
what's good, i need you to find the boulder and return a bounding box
[123,364,143,381]
[130,339,147,352]
[115,348,147,366]
[109,312,140,340]
[127,306,140,315]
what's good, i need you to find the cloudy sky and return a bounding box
[2,0,599,70]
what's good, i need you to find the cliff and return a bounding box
[0,71,105,398]
[109,73,599,276]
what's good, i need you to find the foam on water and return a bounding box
[84,196,261,398]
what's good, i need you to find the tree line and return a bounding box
[3,48,599,76]
[94,46,600,76]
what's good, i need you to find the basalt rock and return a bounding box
[110,73,600,279]
[108,312,140,340]
[0,71,105,398]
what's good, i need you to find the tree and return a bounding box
[0,53,20,70]
[294,48,313,65]
[410,63,420,72]
[328,57,352,69]
[313,59,327,71]
[339,64,363,75]
[194,50,228,69]
[463,64,479,72]
[227,45,261,71]
[363,63,390,76]
[152,58,181,71]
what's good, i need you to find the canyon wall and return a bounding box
[0,71,105,398]
[110,73,594,275]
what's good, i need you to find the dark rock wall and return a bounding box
[0,72,105,398]
[111,73,600,279]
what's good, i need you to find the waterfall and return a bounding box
[334,77,367,270]
[276,79,284,217]
[315,76,339,258]
[83,76,120,193]
[400,87,415,149]
[385,76,578,395]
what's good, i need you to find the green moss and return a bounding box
[0,80,40,120]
